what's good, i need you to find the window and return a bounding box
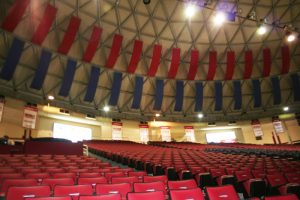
[206,131,237,143]
[53,123,92,142]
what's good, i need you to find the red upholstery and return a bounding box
[26,197,72,200]
[264,194,299,200]
[42,178,75,191]
[206,185,239,200]
[6,185,51,200]
[127,191,165,200]
[0,178,38,195]
[168,179,197,190]
[133,181,166,194]
[78,194,121,200]
[53,185,93,200]
[96,183,131,200]
[170,188,205,200]
[267,174,287,188]
[77,177,107,186]
[111,176,139,186]
[143,175,167,186]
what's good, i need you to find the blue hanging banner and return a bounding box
[252,79,262,107]
[174,80,184,112]
[58,59,77,97]
[108,72,123,106]
[291,74,300,102]
[84,66,100,102]
[271,76,281,105]
[194,82,203,112]
[214,81,223,111]
[153,79,164,110]
[233,80,242,110]
[131,76,144,109]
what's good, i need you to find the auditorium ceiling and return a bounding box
[0,0,300,122]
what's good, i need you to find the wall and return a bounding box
[1,97,300,144]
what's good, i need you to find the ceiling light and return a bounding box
[283,106,289,111]
[48,95,55,100]
[155,113,160,117]
[213,12,226,26]
[103,106,110,112]
[257,25,267,35]
[287,34,296,42]
[198,113,204,118]
[185,3,196,19]
[143,0,150,5]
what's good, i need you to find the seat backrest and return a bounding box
[52,173,77,181]
[206,185,239,200]
[78,194,121,200]
[105,172,126,183]
[25,197,72,200]
[6,185,51,200]
[143,175,167,185]
[79,172,102,178]
[170,188,205,200]
[42,178,75,191]
[111,176,139,186]
[95,183,131,199]
[235,171,253,182]
[1,178,38,195]
[266,174,287,188]
[53,185,93,200]
[264,194,299,200]
[77,177,108,186]
[133,181,166,194]
[0,173,23,184]
[168,179,198,190]
[127,191,165,200]
[25,173,51,180]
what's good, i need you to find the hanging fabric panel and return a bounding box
[194,82,203,112]
[30,49,52,90]
[174,80,184,112]
[252,79,262,107]
[214,81,222,111]
[206,51,217,80]
[167,48,180,79]
[1,0,30,32]
[153,79,164,110]
[187,50,199,80]
[263,48,271,77]
[225,51,235,80]
[84,66,100,102]
[57,16,81,54]
[147,44,162,77]
[244,50,253,79]
[58,59,77,97]
[105,34,123,69]
[291,74,300,102]
[131,76,144,109]
[281,45,290,74]
[127,40,143,73]
[271,76,281,105]
[108,72,123,106]
[82,26,102,62]
[31,4,57,45]
[233,80,242,110]
[0,38,25,81]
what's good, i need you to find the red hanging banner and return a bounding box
[57,16,81,54]
[106,34,123,69]
[167,48,181,79]
[263,48,271,77]
[244,50,253,79]
[147,44,162,77]
[281,45,290,74]
[82,26,103,62]
[206,51,217,80]
[225,51,235,80]
[187,50,199,80]
[127,40,143,73]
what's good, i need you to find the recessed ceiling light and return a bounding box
[155,113,160,117]
[257,25,267,35]
[283,106,289,111]
[287,34,296,42]
[48,95,55,100]
[213,12,226,26]
[198,113,204,118]
[103,106,110,112]
[185,3,196,19]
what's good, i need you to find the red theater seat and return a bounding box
[26,197,72,200]
[264,194,299,200]
[1,178,38,195]
[127,191,165,200]
[170,188,205,200]
[6,185,51,200]
[42,178,75,191]
[79,172,102,178]
[77,177,108,186]
[206,185,239,200]
[96,183,131,200]
[243,178,266,198]
[53,185,93,200]
[133,181,166,194]
[168,179,198,190]
[78,194,121,200]
[111,176,139,186]
[143,175,168,186]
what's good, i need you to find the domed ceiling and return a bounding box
[0,0,299,122]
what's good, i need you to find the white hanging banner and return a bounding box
[112,122,123,140]
[0,101,4,123]
[139,124,149,143]
[184,126,195,142]
[160,126,171,142]
[22,106,38,129]
[272,118,284,134]
[251,120,263,137]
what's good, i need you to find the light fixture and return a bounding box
[48,95,55,100]
[103,106,110,112]
[198,113,204,118]
[185,3,196,19]
[213,12,226,26]
[257,25,267,35]
[155,113,160,117]
[143,0,150,5]
[287,33,296,42]
[283,106,289,111]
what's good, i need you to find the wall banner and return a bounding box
[112,122,122,140]
[272,118,284,134]
[251,119,263,137]
[22,106,38,129]
[0,101,4,123]
[160,126,171,142]
[184,126,195,142]
[139,124,149,143]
